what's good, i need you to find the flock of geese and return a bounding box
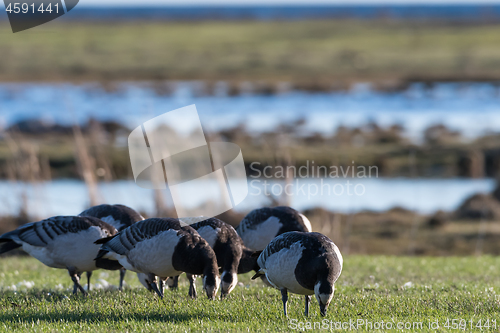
[0,205,343,317]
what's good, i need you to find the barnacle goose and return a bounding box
[236,206,313,251]
[252,231,343,317]
[0,216,117,295]
[171,217,260,299]
[95,218,220,299]
[80,204,144,231]
[79,204,145,290]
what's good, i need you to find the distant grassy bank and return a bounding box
[2,20,500,85]
[2,120,500,181]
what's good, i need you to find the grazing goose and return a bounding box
[95,218,220,299]
[79,204,145,290]
[0,216,117,295]
[252,231,343,317]
[236,206,313,251]
[80,204,144,231]
[172,218,259,299]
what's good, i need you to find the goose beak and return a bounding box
[151,282,163,299]
[320,304,328,317]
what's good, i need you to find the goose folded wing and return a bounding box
[259,231,306,264]
[239,208,271,232]
[13,216,109,247]
[98,218,182,256]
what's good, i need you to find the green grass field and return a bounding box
[0,256,499,332]
[3,20,500,83]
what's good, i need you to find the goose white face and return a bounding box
[221,271,238,296]
[315,282,335,317]
[203,275,221,300]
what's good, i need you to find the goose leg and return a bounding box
[69,269,86,295]
[86,271,92,292]
[172,276,179,289]
[71,272,78,294]
[304,295,311,316]
[119,268,126,291]
[158,278,164,296]
[281,288,288,317]
[187,274,197,299]
[147,273,163,299]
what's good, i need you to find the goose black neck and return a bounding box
[173,238,218,276]
[316,271,335,294]
[238,247,260,274]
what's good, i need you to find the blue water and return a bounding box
[1,82,500,142]
[0,178,495,218]
[1,5,499,22]
[1,81,498,218]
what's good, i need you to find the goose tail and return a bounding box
[251,269,265,280]
[0,239,21,255]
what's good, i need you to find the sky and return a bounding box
[79,0,500,6]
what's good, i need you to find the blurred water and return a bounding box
[7,5,500,22]
[0,178,494,219]
[0,82,499,142]
[0,82,498,219]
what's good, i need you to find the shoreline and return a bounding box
[2,76,500,94]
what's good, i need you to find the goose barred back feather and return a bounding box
[191,218,241,247]
[238,206,311,234]
[96,218,185,257]
[80,204,144,231]
[0,216,115,248]
[257,232,339,270]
